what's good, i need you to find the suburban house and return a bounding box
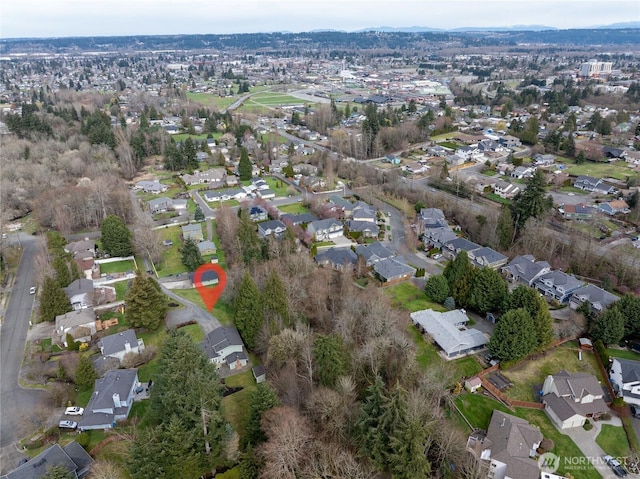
[410,309,487,359]
[203,188,247,202]
[257,189,276,200]
[541,371,608,429]
[419,208,447,228]
[197,240,217,256]
[97,329,145,363]
[352,205,377,223]
[79,369,140,431]
[492,180,520,199]
[467,246,508,269]
[257,219,287,239]
[373,257,415,284]
[498,135,522,148]
[559,203,595,220]
[199,326,248,370]
[511,166,536,179]
[65,239,96,259]
[347,220,380,238]
[248,205,268,222]
[181,223,204,242]
[1,441,93,479]
[597,200,629,216]
[134,180,168,194]
[442,237,481,260]
[355,241,395,266]
[148,197,174,214]
[610,358,640,406]
[466,410,542,479]
[501,255,551,286]
[64,279,115,311]
[181,168,225,187]
[55,309,97,347]
[534,271,584,303]
[534,153,557,166]
[423,225,458,250]
[314,247,358,272]
[569,284,619,313]
[573,175,615,194]
[307,218,344,241]
[280,213,318,226]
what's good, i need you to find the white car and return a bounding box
[29,287,36,295]
[432,254,442,260]
[65,406,84,416]
[59,420,78,430]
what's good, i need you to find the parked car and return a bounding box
[604,455,628,477]
[432,254,442,260]
[59,420,78,430]
[64,406,84,416]
[29,286,36,295]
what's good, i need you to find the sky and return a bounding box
[2,0,639,39]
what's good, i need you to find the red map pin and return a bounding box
[193,263,227,311]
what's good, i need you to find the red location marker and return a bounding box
[193,264,227,311]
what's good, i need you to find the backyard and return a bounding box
[155,225,191,277]
[98,259,136,274]
[278,203,310,215]
[220,369,257,440]
[501,342,603,402]
[565,159,635,182]
[385,281,446,313]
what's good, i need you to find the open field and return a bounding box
[565,160,635,182]
[186,91,238,110]
[385,282,447,313]
[501,342,602,402]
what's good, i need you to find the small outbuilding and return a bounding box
[465,376,482,393]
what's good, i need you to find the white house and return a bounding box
[199,326,248,370]
[610,358,640,406]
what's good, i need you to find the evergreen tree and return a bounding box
[182,137,198,170]
[509,285,554,350]
[424,274,450,303]
[443,252,475,307]
[388,413,432,479]
[39,276,72,322]
[496,204,515,249]
[565,133,576,157]
[617,294,640,337]
[233,273,263,349]
[356,376,391,470]
[591,308,625,345]
[242,383,280,449]
[238,445,261,479]
[488,308,537,362]
[238,147,252,181]
[313,334,348,387]
[237,210,262,264]
[75,355,97,389]
[468,267,509,315]
[511,170,553,235]
[180,238,204,271]
[125,272,168,331]
[262,269,290,328]
[42,464,74,479]
[194,205,205,222]
[101,214,133,257]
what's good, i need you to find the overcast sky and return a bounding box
[2,0,638,38]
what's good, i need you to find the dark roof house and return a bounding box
[1,441,93,479]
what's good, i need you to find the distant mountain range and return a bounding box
[355,21,640,33]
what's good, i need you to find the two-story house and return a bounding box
[307,218,344,241]
[199,326,248,370]
[533,271,584,303]
[97,330,145,364]
[569,284,619,313]
[55,309,97,347]
[257,220,287,239]
[467,246,508,270]
[610,358,640,406]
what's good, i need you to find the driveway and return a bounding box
[161,286,221,335]
[562,416,626,479]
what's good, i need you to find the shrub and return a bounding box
[583,419,593,430]
[25,440,43,450]
[76,432,90,448]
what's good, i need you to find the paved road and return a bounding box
[161,285,221,335]
[0,233,46,451]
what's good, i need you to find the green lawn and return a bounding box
[186,91,238,110]
[596,424,631,458]
[99,259,136,274]
[248,92,309,106]
[558,185,590,195]
[455,356,484,378]
[607,348,640,361]
[385,282,446,313]
[565,160,634,182]
[484,193,512,205]
[278,203,310,215]
[454,394,599,479]
[171,132,217,143]
[406,324,443,369]
[221,370,257,440]
[264,177,291,197]
[155,226,189,277]
[502,343,603,402]
[179,323,205,343]
[114,282,129,301]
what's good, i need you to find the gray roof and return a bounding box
[483,411,542,479]
[280,213,318,225]
[64,279,94,297]
[225,350,248,366]
[501,255,550,283]
[423,225,458,245]
[79,369,138,429]
[347,220,379,234]
[181,223,203,234]
[2,443,81,479]
[534,271,584,294]
[355,241,394,264]
[411,309,487,356]
[148,197,172,209]
[470,246,508,267]
[99,329,138,357]
[570,284,619,310]
[551,370,603,400]
[258,219,287,237]
[373,257,415,281]
[203,326,244,355]
[314,247,357,268]
[445,237,481,253]
[419,208,447,227]
[56,309,96,331]
[309,218,343,232]
[61,442,94,478]
[197,240,217,253]
[613,358,640,384]
[252,365,266,379]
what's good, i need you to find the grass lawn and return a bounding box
[186,91,238,110]
[502,342,602,402]
[172,288,207,310]
[221,370,257,440]
[482,170,500,177]
[216,468,240,479]
[596,424,631,458]
[558,185,590,195]
[406,324,443,369]
[385,282,446,313]
[171,132,217,143]
[178,323,205,343]
[484,193,512,205]
[455,356,484,378]
[278,203,310,215]
[114,282,129,301]
[264,176,291,196]
[565,160,635,181]
[248,92,309,106]
[99,259,136,274]
[607,348,640,361]
[155,226,189,277]
[454,393,510,430]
